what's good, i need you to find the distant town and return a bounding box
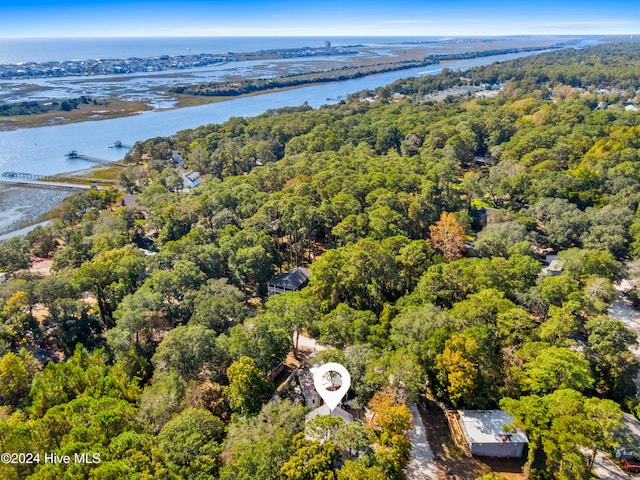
[0,42,358,79]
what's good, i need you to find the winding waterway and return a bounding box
[0,50,554,238]
[0,51,541,177]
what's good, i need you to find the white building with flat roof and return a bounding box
[457,410,528,458]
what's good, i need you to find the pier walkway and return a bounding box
[1,171,47,180]
[0,175,94,191]
[65,150,125,166]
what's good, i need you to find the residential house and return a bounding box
[182,170,201,189]
[267,267,311,297]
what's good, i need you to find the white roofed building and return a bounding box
[182,170,201,189]
[455,410,528,458]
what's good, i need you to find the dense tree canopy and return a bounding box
[1,39,640,480]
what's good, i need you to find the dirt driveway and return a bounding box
[417,401,525,480]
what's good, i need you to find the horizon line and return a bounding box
[0,33,624,40]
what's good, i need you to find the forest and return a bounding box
[0,97,106,116]
[1,39,640,479]
[167,45,560,98]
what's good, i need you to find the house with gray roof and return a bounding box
[267,267,311,297]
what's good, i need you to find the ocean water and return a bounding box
[0,36,445,64]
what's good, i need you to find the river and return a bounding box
[0,50,544,237]
[0,51,542,176]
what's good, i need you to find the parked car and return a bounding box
[619,455,640,473]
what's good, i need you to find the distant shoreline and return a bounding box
[0,43,358,80]
[0,44,566,132]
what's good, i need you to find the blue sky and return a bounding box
[1,0,639,37]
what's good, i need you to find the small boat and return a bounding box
[108,140,131,149]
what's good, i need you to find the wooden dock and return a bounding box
[0,176,93,191]
[2,171,47,180]
[65,150,125,166]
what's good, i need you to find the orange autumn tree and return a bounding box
[428,212,466,261]
[366,387,413,478]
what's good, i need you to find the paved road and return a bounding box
[406,401,442,480]
[297,332,326,353]
[592,452,632,480]
[602,283,640,479]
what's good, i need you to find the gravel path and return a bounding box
[600,282,640,479]
[608,282,640,390]
[406,401,442,480]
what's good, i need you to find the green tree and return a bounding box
[220,400,306,480]
[225,356,272,416]
[186,278,246,333]
[436,327,500,407]
[316,303,377,348]
[29,345,132,418]
[557,248,621,282]
[519,346,593,394]
[0,238,30,272]
[280,433,339,480]
[264,290,320,358]
[337,458,386,480]
[137,370,186,434]
[585,315,639,400]
[107,285,164,357]
[501,389,624,479]
[221,316,290,372]
[157,408,224,478]
[152,324,225,381]
[0,350,38,407]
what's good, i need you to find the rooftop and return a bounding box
[458,410,528,445]
[297,366,319,404]
[268,267,311,290]
[306,405,354,423]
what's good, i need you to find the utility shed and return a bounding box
[267,267,310,297]
[457,410,528,458]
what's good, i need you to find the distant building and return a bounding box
[474,156,493,166]
[121,194,140,208]
[267,267,310,297]
[454,410,528,458]
[182,170,201,189]
[541,254,564,276]
[171,150,185,168]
